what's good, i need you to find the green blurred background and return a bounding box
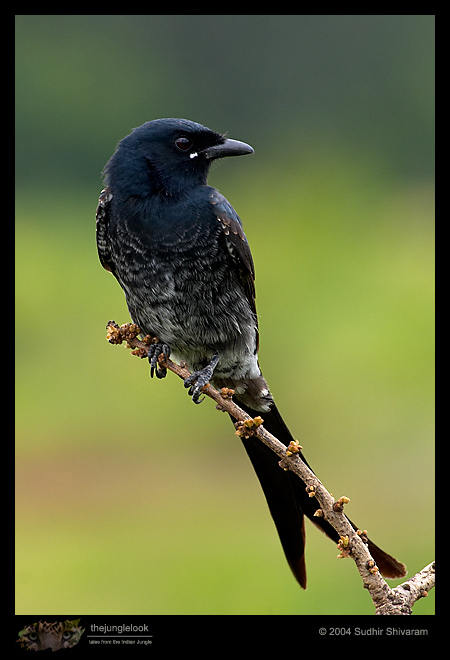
[16,15,434,615]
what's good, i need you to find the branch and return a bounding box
[105,321,435,613]
[374,561,435,615]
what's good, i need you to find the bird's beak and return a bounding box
[203,138,254,160]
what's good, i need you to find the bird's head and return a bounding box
[103,118,253,198]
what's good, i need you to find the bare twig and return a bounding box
[374,561,435,615]
[105,321,435,613]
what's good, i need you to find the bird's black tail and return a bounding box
[236,401,407,588]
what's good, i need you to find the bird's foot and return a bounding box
[148,341,171,379]
[184,353,220,404]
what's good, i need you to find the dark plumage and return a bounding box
[97,118,406,587]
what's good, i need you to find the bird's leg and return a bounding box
[148,342,171,379]
[184,352,220,404]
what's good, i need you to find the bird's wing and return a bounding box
[209,190,257,318]
[95,188,116,274]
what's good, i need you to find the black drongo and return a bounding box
[96,118,406,587]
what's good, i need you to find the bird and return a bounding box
[96,118,406,588]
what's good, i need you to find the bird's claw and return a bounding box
[148,342,170,379]
[184,369,212,404]
[184,353,220,404]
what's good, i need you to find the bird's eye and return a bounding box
[175,137,192,151]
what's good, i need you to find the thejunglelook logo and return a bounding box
[17,619,84,651]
